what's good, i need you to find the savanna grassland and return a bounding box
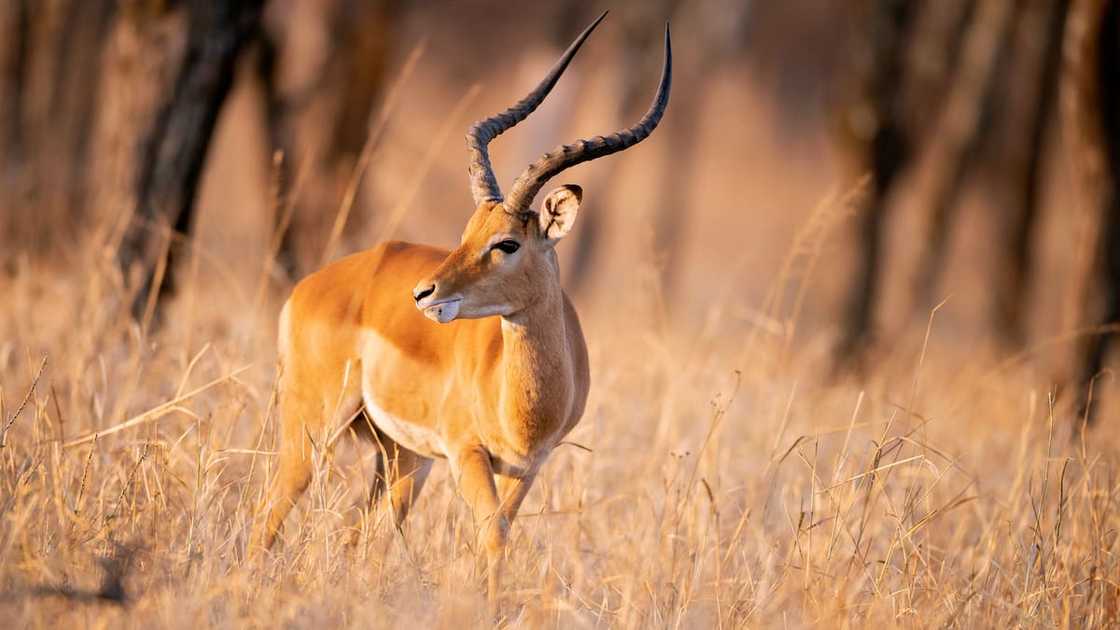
[2,4,1120,628]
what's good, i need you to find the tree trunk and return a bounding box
[1068,0,1120,425]
[116,0,265,319]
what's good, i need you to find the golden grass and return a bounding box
[2,195,1119,630]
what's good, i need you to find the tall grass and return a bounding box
[1,184,1118,629]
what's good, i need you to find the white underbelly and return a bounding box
[362,391,446,459]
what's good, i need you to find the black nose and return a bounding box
[413,284,435,302]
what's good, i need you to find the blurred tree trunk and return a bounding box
[1067,0,1120,425]
[0,0,28,267]
[832,0,924,371]
[256,0,402,279]
[989,0,1070,348]
[907,0,1022,324]
[115,0,265,319]
[0,0,29,179]
[0,0,115,256]
[90,3,188,258]
[834,0,1049,372]
[50,0,117,220]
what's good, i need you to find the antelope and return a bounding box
[252,12,672,602]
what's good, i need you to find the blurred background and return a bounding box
[1,0,1117,422]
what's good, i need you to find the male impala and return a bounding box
[253,12,671,601]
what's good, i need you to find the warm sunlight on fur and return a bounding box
[253,13,669,606]
[3,1,1120,628]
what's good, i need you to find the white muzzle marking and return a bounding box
[420,298,461,323]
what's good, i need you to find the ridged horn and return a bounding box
[464,11,609,205]
[503,23,672,216]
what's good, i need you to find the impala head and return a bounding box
[413,11,672,323]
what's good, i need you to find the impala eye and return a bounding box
[492,240,520,254]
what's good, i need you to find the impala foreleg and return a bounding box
[452,446,508,603]
[495,471,536,529]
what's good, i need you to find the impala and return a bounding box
[253,12,671,601]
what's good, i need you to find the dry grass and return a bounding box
[1,9,1117,624]
[2,190,1119,629]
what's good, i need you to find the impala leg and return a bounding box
[380,446,433,528]
[346,444,432,545]
[254,394,314,551]
[451,446,505,604]
[494,472,536,573]
[255,434,313,551]
[484,472,537,612]
[495,472,536,528]
[360,429,432,535]
[254,366,361,552]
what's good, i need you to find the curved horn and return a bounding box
[465,11,609,206]
[504,23,672,216]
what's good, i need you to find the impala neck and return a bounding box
[501,283,564,343]
[498,257,571,425]
[501,250,563,334]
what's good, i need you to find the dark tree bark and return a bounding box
[254,0,401,281]
[991,0,1070,347]
[254,26,299,279]
[834,0,1066,372]
[1072,0,1120,425]
[326,0,399,166]
[0,0,115,256]
[51,0,117,218]
[0,0,30,173]
[908,0,1018,324]
[116,0,265,320]
[833,0,921,370]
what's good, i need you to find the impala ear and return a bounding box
[538,184,582,244]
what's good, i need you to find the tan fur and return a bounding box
[252,12,669,604]
[253,192,591,604]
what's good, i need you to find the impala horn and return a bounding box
[464,12,673,217]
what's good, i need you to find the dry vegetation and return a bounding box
[3,184,1120,628]
[3,4,1120,628]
